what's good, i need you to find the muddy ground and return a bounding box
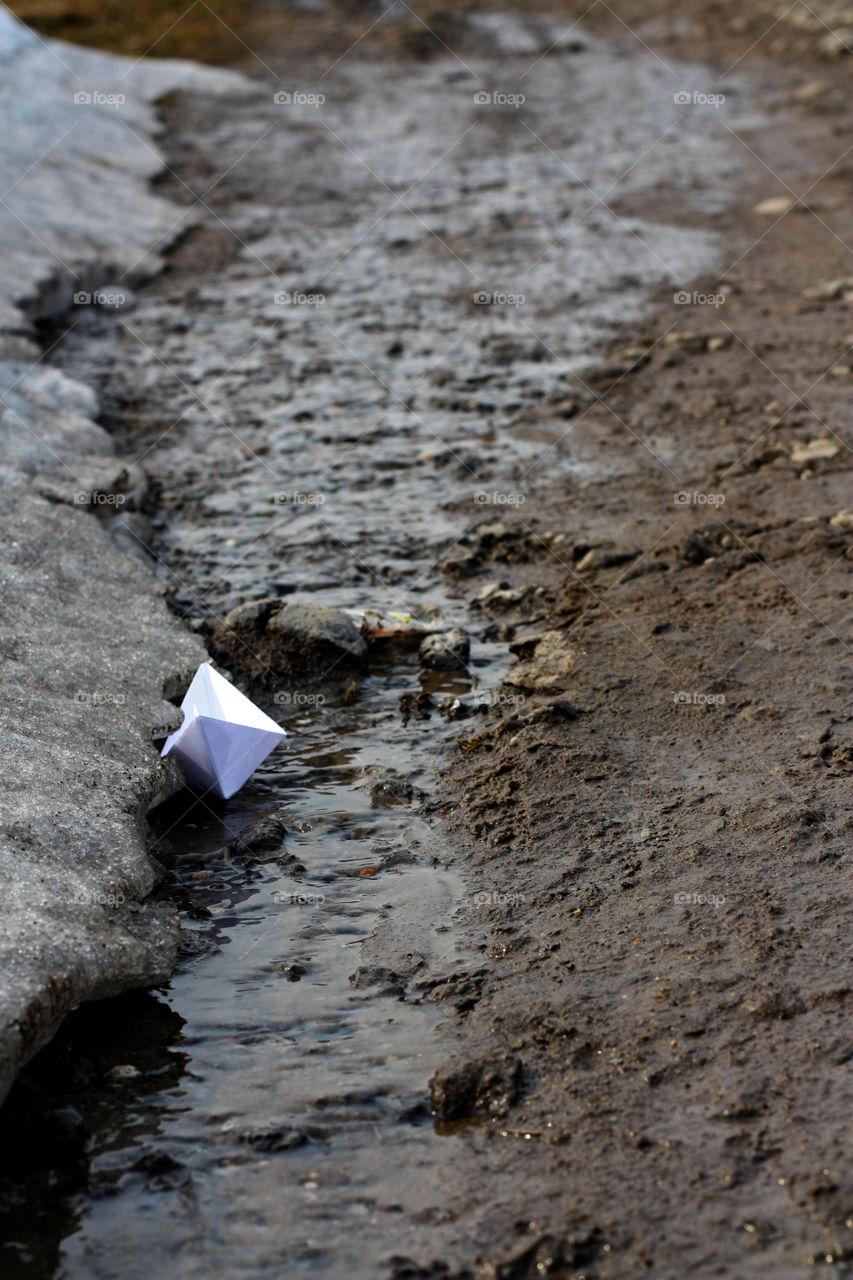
[429,6,853,1278]
[4,0,853,1276]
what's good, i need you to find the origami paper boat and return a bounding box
[161,663,286,800]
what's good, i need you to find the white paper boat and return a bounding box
[161,663,286,800]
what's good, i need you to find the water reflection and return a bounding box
[0,992,187,1279]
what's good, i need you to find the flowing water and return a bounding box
[0,3,751,1274]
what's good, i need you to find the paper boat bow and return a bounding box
[161,663,285,799]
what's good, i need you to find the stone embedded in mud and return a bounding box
[679,532,716,564]
[576,546,637,571]
[508,628,547,659]
[474,582,528,611]
[753,194,795,216]
[349,965,405,996]
[803,277,853,300]
[428,1052,521,1120]
[506,630,578,692]
[476,520,509,545]
[219,597,280,630]
[358,611,434,651]
[419,629,470,671]
[789,436,841,464]
[498,700,582,735]
[211,598,366,686]
[439,551,481,577]
[818,28,853,58]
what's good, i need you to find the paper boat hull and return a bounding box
[163,713,284,800]
[161,664,286,799]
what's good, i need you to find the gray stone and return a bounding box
[221,598,280,631]
[267,602,367,663]
[211,599,366,688]
[576,546,638,571]
[419,629,470,671]
[475,582,528,611]
[0,8,250,1104]
[0,428,205,1104]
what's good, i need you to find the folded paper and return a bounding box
[161,663,285,799]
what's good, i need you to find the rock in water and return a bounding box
[266,602,367,666]
[419,629,470,671]
[212,599,366,687]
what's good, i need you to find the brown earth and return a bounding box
[423,5,853,1276]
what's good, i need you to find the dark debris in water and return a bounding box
[236,1124,317,1154]
[386,1259,474,1280]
